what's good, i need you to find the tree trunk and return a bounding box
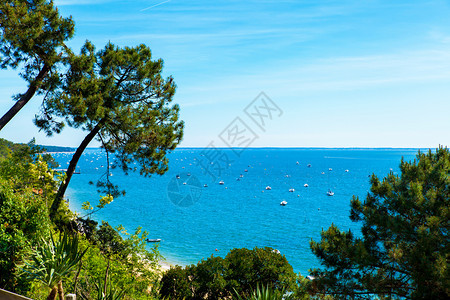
[50,121,104,220]
[57,280,64,300]
[73,259,83,295]
[47,286,58,300]
[0,63,50,131]
[104,258,110,296]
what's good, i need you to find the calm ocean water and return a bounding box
[52,148,420,275]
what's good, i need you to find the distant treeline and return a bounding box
[39,145,76,153]
[0,138,75,156]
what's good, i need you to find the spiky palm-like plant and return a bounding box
[80,275,126,300]
[235,284,295,300]
[23,233,87,300]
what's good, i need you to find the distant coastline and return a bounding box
[41,146,429,151]
[39,145,77,153]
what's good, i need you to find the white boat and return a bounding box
[219,180,225,185]
[240,174,244,178]
[327,190,334,196]
[280,200,288,206]
[329,168,332,171]
[146,238,161,243]
[321,172,325,175]
[289,188,295,192]
[204,184,208,187]
[265,186,272,190]
[296,161,299,165]
[304,184,309,187]
[183,182,187,185]
[176,174,180,179]
[345,169,349,172]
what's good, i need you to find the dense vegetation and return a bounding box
[0,139,164,299]
[0,143,442,300]
[1,1,449,299]
[159,247,298,299]
[310,147,450,299]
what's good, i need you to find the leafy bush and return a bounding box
[67,224,162,300]
[159,247,297,299]
[225,247,296,297]
[0,179,51,292]
[159,265,192,299]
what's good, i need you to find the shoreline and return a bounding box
[158,255,188,272]
[158,261,172,272]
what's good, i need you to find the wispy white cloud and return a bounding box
[140,0,171,11]
[175,46,450,108]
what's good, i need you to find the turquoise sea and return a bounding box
[52,148,420,275]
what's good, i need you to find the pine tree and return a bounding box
[34,41,184,220]
[309,147,450,299]
[0,0,74,130]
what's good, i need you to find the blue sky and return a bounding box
[1,0,450,147]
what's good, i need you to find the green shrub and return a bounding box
[159,247,297,299]
[159,265,192,299]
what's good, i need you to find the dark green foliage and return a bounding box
[36,41,184,176]
[159,265,192,299]
[225,247,296,296]
[159,247,297,299]
[190,256,227,299]
[0,0,74,130]
[310,147,450,299]
[34,41,184,218]
[94,221,127,259]
[76,217,99,241]
[0,0,73,69]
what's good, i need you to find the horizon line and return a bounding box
[47,146,435,150]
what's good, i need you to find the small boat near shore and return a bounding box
[327,190,334,196]
[219,180,225,185]
[280,200,288,206]
[289,188,295,192]
[146,238,161,243]
[265,186,272,190]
